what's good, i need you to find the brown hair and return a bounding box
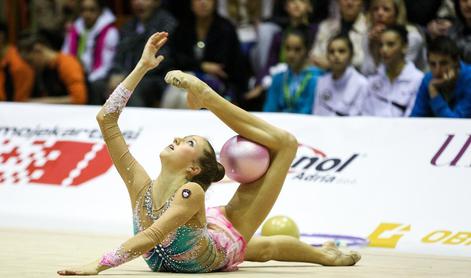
[191,139,225,191]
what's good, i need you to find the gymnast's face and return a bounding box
[160,135,208,169]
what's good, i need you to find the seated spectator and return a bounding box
[163,0,247,107]
[271,0,331,25]
[425,1,456,40]
[62,0,119,105]
[449,0,471,63]
[246,0,317,109]
[404,0,443,27]
[0,22,35,102]
[264,28,323,114]
[32,0,74,50]
[362,25,424,116]
[217,0,279,111]
[108,0,176,107]
[310,0,367,70]
[19,32,87,104]
[361,0,427,76]
[313,35,367,116]
[427,16,454,40]
[410,36,471,118]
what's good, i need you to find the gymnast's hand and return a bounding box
[137,32,168,71]
[57,259,107,276]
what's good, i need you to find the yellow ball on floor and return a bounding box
[261,215,300,239]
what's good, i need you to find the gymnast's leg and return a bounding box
[244,236,361,266]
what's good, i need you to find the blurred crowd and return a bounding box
[1,0,470,118]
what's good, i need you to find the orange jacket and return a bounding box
[0,46,35,101]
[50,53,88,104]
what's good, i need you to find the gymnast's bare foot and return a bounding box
[164,70,213,109]
[321,241,361,266]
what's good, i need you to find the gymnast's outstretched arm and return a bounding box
[57,182,204,275]
[95,32,168,201]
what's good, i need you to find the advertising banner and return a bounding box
[1,103,470,257]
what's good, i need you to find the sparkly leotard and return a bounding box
[133,183,225,272]
[97,84,246,273]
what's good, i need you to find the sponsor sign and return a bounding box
[0,103,470,257]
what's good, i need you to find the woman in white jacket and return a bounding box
[313,35,368,116]
[62,0,119,104]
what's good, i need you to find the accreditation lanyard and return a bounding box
[283,71,312,111]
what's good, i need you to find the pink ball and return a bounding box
[220,135,270,184]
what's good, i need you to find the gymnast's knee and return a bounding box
[250,240,276,262]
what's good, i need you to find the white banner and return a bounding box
[0,102,470,257]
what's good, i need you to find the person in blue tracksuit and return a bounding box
[264,28,323,114]
[410,36,471,118]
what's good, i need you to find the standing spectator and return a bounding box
[361,0,427,76]
[410,36,471,118]
[0,22,35,102]
[362,25,424,116]
[310,0,367,70]
[62,0,119,104]
[313,35,367,116]
[264,28,323,114]
[163,0,247,107]
[108,0,177,107]
[19,32,87,104]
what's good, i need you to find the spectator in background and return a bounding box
[449,0,471,63]
[246,0,317,109]
[361,0,427,76]
[313,35,367,116]
[362,25,424,116]
[163,0,247,108]
[62,0,119,105]
[218,0,274,24]
[422,1,456,42]
[271,0,331,24]
[310,0,367,70]
[264,28,323,114]
[404,0,443,27]
[30,0,69,50]
[0,22,35,102]
[217,0,279,111]
[410,36,471,118]
[108,0,176,107]
[19,32,87,104]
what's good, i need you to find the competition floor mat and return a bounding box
[1,228,470,278]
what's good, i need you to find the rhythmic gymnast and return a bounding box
[57,32,361,275]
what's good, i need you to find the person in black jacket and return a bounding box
[169,0,248,105]
[107,0,177,107]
